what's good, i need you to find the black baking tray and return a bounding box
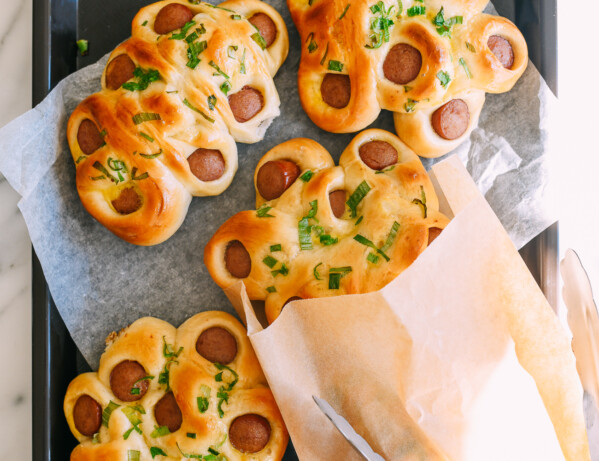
[31,0,557,459]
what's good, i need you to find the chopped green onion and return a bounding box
[92,432,100,444]
[299,217,313,250]
[220,81,232,95]
[307,199,318,218]
[208,95,217,110]
[150,447,167,458]
[150,425,171,438]
[404,98,418,113]
[407,5,425,16]
[339,4,351,19]
[367,253,380,264]
[300,170,314,182]
[214,363,239,390]
[355,215,363,226]
[432,7,463,37]
[256,204,274,217]
[313,262,323,280]
[75,156,86,164]
[320,42,329,66]
[251,32,267,50]
[459,57,472,79]
[353,234,390,261]
[186,31,199,43]
[197,396,209,413]
[412,186,427,218]
[346,181,371,217]
[208,448,220,456]
[122,67,161,91]
[465,41,476,52]
[375,165,396,174]
[93,161,118,183]
[166,90,178,94]
[76,39,89,56]
[240,48,246,74]
[186,40,207,69]
[107,157,127,171]
[365,1,395,49]
[131,167,149,181]
[128,450,140,461]
[169,20,197,40]
[403,85,413,93]
[209,60,230,79]
[380,221,400,252]
[197,23,207,34]
[183,98,215,123]
[436,70,451,88]
[270,244,282,252]
[271,263,289,277]
[227,45,238,59]
[90,175,105,181]
[130,388,140,395]
[133,112,161,124]
[397,0,403,16]
[102,401,120,428]
[187,433,197,439]
[263,255,278,268]
[139,132,155,142]
[319,234,338,245]
[306,33,318,53]
[330,266,352,274]
[266,286,277,293]
[230,14,242,19]
[140,150,162,159]
[142,20,148,27]
[328,267,351,289]
[328,60,344,72]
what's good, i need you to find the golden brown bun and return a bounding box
[205,129,450,324]
[67,0,289,245]
[288,0,527,156]
[64,313,289,460]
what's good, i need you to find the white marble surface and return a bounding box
[0,0,32,459]
[0,0,596,460]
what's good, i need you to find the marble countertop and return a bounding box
[0,0,596,459]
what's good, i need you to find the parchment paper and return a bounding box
[224,156,587,461]
[0,0,555,367]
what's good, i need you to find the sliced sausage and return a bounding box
[110,360,149,402]
[225,240,251,279]
[256,160,300,200]
[229,414,271,453]
[488,35,514,69]
[359,141,398,170]
[320,73,351,109]
[228,86,264,123]
[154,3,194,35]
[77,119,104,155]
[105,54,136,91]
[428,227,443,245]
[248,13,277,48]
[383,43,422,85]
[431,99,470,140]
[329,190,346,218]
[188,148,225,182]
[196,326,238,364]
[154,392,182,433]
[111,188,142,215]
[73,394,102,436]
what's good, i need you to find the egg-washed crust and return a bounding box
[67,0,289,245]
[64,312,288,460]
[205,129,450,324]
[288,0,527,157]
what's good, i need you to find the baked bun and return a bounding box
[205,129,450,324]
[67,0,289,245]
[64,312,289,460]
[288,0,527,157]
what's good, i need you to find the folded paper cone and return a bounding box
[225,156,589,461]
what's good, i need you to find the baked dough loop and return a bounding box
[67,0,289,245]
[205,129,450,324]
[288,0,527,157]
[64,312,288,460]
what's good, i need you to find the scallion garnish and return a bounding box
[150,447,167,459]
[186,40,207,69]
[380,221,400,252]
[306,33,318,53]
[313,262,323,280]
[256,204,274,217]
[328,60,344,72]
[432,7,463,37]
[208,448,220,456]
[76,39,89,56]
[465,41,476,52]
[266,286,277,293]
[227,45,238,59]
[90,175,105,181]
[196,384,211,413]
[307,199,318,218]
[407,5,425,16]
[139,150,162,159]
[214,363,239,418]
[436,70,451,88]
[220,80,232,95]
[102,401,120,428]
[208,95,217,110]
[251,32,267,50]
[375,165,395,174]
[339,3,351,19]
[186,31,199,43]
[131,167,149,181]
[319,234,338,245]
[176,443,217,460]
[459,57,472,79]
[270,244,282,252]
[299,217,312,250]
[404,98,418,113]
[353,234,390,261]
[150,425,171,438]
[367,253,380,264]
[183,98,215,123]
[133,112,161,124]
[412,186,427,217]
[169,20,197,40]
[328,266,352,289]
[209,60,230,79]
[240,48,246,74]
[403,85,413,93]
[346,181,371,217]
[271,263,289,277]
[230,14,242,19]
[92,432,100,444]
[142,20,148,27]
[263,255,278,268]
[122,67,161,91]
[397,0,403,16]
[300,170,314,182]
[75,156,86,164]
[139,132,155,143]
[320,42,329,66]
[365,1,395,49]
[128,450,140,461]
[187,433,197,439]
[93,161,118,183]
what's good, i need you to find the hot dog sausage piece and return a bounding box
[109,360,150,402]
[383,43,422,85]
[105,54,136,91]
[229,414,271,453]
[154,392,183,433]
[358,141,398,171]
[248,13,277,48]
[188,148,225,182]
[225,240,251,279]
[77,119,104,155]
[488,35,514,69]
[73,394,102,436]
[228,86,264,123]
[320,74,351,109]
[431,99,470,140]
[111,188,142,215]
[196,326,238,364]
[428,227,442,245]
[256,160,300,200]
[329,190,346,218]
[154,3,194,35]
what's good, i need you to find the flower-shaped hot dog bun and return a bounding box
[288,0,527,157]
[205,129,450,324]
[67,0,289,245]
[64,312,289,460]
